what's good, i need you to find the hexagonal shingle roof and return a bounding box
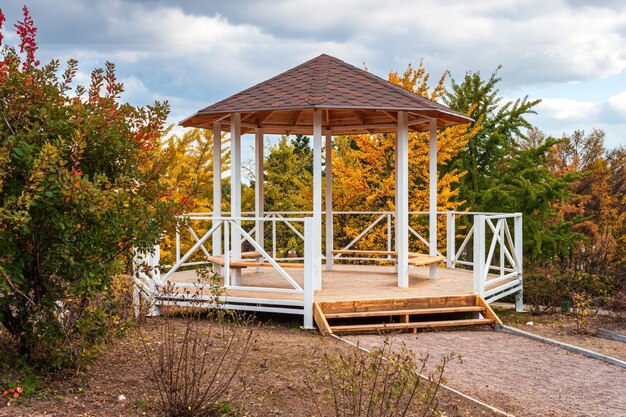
[181,54,471,134]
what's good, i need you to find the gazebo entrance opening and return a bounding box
[133,55,523,331]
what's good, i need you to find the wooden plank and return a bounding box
[323,305,485,319]
[206,255,248,268]
[205,256,303,269]
[313,302,333,335]
[333,249,397,256]
[332,250,442,261]
[408,255,445,266]
[331,318,495,333]
[317,295,477,313]
[241,251,262,258]
[475,296,503,325]
[170,263,499,304]
[230,261,305,269]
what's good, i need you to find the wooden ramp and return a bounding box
[313,295,501,335]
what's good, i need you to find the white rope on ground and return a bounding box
[331,334,516,417]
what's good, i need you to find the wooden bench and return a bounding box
[205,255,304,269]
[332,250,445,266]
[407,254,445,266]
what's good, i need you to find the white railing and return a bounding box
[133,210,524,324]
[471,213,523,305]
[133,216,316,328]
[132,247,161,316]
[331,211,443,263]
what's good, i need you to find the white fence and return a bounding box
[132,210,524,325]
[134,216,315,327]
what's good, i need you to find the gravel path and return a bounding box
[346,329,626,417]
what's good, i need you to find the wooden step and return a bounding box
[330,318,495,334]
[313,296,502,335]
[317,295,478,315]
[323,305,485,319]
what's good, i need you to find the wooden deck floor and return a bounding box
[169,264,485,302]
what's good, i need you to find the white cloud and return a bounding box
[537,98,600,121]
[606,91,626,118]
[5,0,626,148]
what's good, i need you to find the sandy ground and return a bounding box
[346,329,626,417]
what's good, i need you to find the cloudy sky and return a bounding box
[2,0,626,148]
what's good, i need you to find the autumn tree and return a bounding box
[0,7,178,366]
[550,130,619,275]
[608,147,626,274]
[332,62,480,252]
[156,128,231,265]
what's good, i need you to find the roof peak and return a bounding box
[181,54,472,132]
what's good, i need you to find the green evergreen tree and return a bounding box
[481,137,580,264]
[443,67,541,209]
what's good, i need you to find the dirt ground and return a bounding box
[0,318,502,417]
[346,329,626,417]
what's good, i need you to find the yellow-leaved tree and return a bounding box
[332,62,481,254]
[157,128,230,265]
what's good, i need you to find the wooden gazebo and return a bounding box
[132,54,524,332]
[180,54,471,287]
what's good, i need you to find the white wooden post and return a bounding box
[429,118,438,279]
[500,220,505,277]
[387,213,393,256]
[148,246,161,316]
[325,133,333,271]
[175,226,181,263]
[446,211,455,268]
[312,110,323,290]
[152,245,162,285]
[255,128,264,272]
[271,214,277,259]
[132,283,140,318]
[212,122,222,274]
[473,215,486,297]
[394,125,399,273]
[303,217,314,329]
[396,111,409,288]
[224,220,230,286]
[230,113,242,285]
[514,213,524,312]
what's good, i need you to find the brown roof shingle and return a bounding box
[181,54,472,133]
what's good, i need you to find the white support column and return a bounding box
[473,215,486,297]
[514,213,524,312]
[212,122,222,274]
[396,111,409,288]
[230,113,242,285]
[255,129,264,272]
[325,133,333,271]
[446,211,455,269]
[428,118,438,279]
[312,110,323,290]
[303,217,315,329]
[394,127,399,273]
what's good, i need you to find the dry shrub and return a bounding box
[141,266,253,416]
[142,316,253,417]
[309,339,461,417]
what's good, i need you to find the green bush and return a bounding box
[524,270,617,314]
[0,7,178,368]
